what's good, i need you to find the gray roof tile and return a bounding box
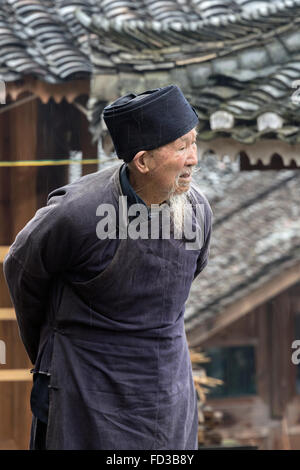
[0,0,94,83]
[71,1,300,148]
[1,1,300,150]
[185,157,300,331]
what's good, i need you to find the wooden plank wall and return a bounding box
[8,98,38,237]
[198,283,300,449]
[268,290,295,419]
[0,94,97,449]
[35,97,97,208]
[79,97,98,177]
[0,109,11,245]
[0,98,37,449]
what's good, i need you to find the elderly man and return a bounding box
[3,85,212,450]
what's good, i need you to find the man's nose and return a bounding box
[186,143,198,166]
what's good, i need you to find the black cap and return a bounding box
[103,84,198,162]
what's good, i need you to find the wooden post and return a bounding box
[8,98,38,238]
[0,110,11,244]
[36,99,70,208]
[266,418,291,450]
[269,291,294,418]
[256,304,271,404]
[266,290,294,449]
[79,99,98,177]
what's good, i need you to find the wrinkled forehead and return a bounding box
[162,127,198,149]
[177,127,198,142]
[147,128,198,164]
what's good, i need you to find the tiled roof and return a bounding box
[75,0,300,148]
[2,1,300,155]
[184,156,300,333]
[0,0,94,83]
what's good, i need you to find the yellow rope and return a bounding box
[0,158,117,167]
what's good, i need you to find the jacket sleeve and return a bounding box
[193,199,213,279]
[3,188,79,364]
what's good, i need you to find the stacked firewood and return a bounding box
[190,349,224,447]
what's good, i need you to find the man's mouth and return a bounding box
[179,171,192,181]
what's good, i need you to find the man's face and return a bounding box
[148,128,198,198]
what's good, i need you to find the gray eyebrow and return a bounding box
[178,131,198,143]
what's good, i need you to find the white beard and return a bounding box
[166,167,201,238]
[166,170,195,237]
[168,191,189,236]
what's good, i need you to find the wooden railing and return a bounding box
[0,246,9,263]
[0,246,31,384]
[0,370,31,382]
[0,308,15,321]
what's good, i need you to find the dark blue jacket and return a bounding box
[3,162,212,449]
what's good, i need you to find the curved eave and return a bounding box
[4,76,91,103]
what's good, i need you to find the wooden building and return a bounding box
[186,156,300,449]
[0,1,98,449]
[75,1,300,448]
[1,0,300,450]
[75,1,300,447]
[75,0,300,169]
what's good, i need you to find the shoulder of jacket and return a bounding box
[189,183,213,216]
[46,163,122,209]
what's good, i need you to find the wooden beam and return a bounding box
[0,309,15,321]
[266,418,291,450]
[79,104,98,177]
[0,246,10,263]
[36,100,72,208]
[0,370,32,382]
[9,98,38,238]
[0,108,12,244]
[269,291,294,419]
[6,77,90,104]
[187,259,300,347]
[197,137,300,166]
[256,304,271,404]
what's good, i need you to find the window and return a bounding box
[201,345,257,398]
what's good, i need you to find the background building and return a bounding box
[0,0,300,449]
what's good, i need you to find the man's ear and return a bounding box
[132,150,151,174]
